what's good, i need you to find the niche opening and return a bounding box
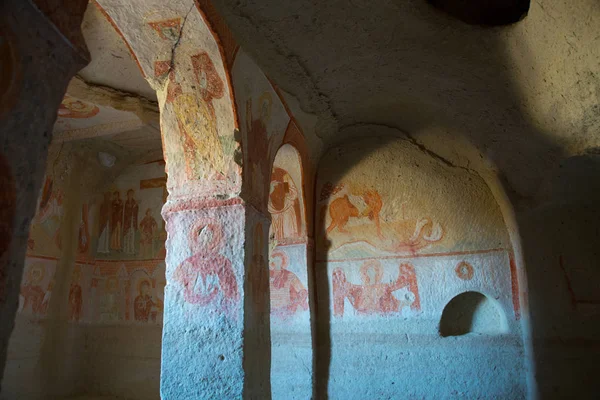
[439,291,507,337]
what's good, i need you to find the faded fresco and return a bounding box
[270,248,308,320]
[101,0,239,194]
[172,217,239,313]
[18,257,57,318]
[232,49,289,210]
[268,144,309,322]
[268,146,312,400]
[166,205,245,321]
[93,162,166,261]
[316,138,517,324]
[64,260,166,324]
[27,175,65,258]
[17,159,168,325]
[96,0,240,195]
[269,144,305,246]
[53,95,142,135]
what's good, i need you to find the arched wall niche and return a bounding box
[267,142,312,400]
[93,2,289,398]
[97,0,240,200]
[269,143,307,245]
[439,291,508,337]
[314,134,527,399]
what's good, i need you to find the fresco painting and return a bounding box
[27,176,64,257]
[78,204,91,256]
[232,49,289,209]
[317,139,516,327]
[17,257,166,324]
[269,167,303,244]
[268,144,309,323]
[455,261,475,281]
[132,270,164,323]
[324,250,516,324]
[172,218,239,314]
[123,189,139,254]
[68,265,84,321]
[137,4,239,194]
[85,261,166,324]
[93,162,166,260]
[269,249,308,319]
[57,95,100,119]
[269,144,306,245]
[319,182,444,256]
[18,257,57,317]
[147,18,182,41]
[333,261,419,317]
[53,95,142,134]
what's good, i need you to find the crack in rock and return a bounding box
[169,3,195,74]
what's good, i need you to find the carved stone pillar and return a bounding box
[160,197,270,398]
[94,1,271,396]
[0,0,89,384]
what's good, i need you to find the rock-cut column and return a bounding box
[0,0,89,385]
[93,1,272,397]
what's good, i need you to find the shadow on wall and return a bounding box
[186,0,600,396]
[313,135,525,399]
[307,4,600,398]
[439,291,508,337]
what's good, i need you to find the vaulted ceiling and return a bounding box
[56,0,600,202]
[209,0,600,202]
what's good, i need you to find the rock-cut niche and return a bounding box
[439,291,507,337]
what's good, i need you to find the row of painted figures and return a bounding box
[19,261,164,324]
[97,190,163,258]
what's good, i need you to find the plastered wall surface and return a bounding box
[3,145,166,400]
[516,155,600,397]
[316,137,526,399]
[268,145,311,400]
[11,0,598,397]
[3,144,91,400]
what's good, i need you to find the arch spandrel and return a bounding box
[232,48,290,211]
[97,0,239,198]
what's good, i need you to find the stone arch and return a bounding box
[439,291,508,337]
[92,2,274,398]
[267,143,312,399]
[96,0,240,197]
[314,133,528,398]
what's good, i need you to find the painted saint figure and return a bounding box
[173,220,238,313]
[123,189,138,255]
[97,192,111,254]
[19,263,47,316]
[36,177,63,250]
[110,191,123,251]
[78,204,90,254]
[268,167,302,242]
[134,280,162,322]
[269,250,308,319]
[100,277,120,322]
[139,208,158,258]
[333,261,420,317]
[68,268,83,322]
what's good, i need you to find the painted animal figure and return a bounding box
[361,190,383,238]
[326,195,359,234]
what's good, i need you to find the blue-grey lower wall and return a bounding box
[270,243,313,400]
[328,331,525,399]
